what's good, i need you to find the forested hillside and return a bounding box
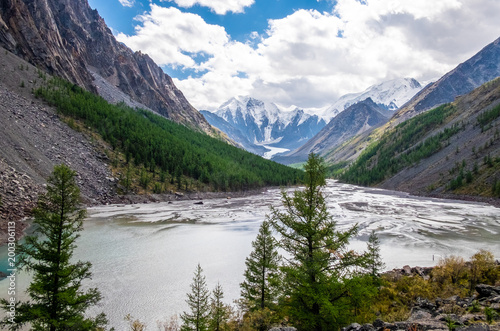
[35,78,303,192]
[339,78,500,200]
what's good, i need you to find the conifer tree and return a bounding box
[240,221,281,312]
[181,264,210,331]
[269,153,368,331]
[0,164,107,330]
[210,282,229,331]
[366,230,385,278]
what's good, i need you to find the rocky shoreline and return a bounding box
[343,283,500,331]
[340,266,500,331]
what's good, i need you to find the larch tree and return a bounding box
[0,164,107,331]
[209,282,229,331]
[240,220,281,312]
[181,264,210,331]
[269,153,369,331]
[366,230,385,279]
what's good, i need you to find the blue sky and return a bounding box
[88,0,500,111]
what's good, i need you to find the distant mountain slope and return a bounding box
[324,36,500,166]
[321,78,422,120]
[0,0,211,132]
[340,78,500,200]
[394,36,500,124]
[274,98,389,164]
[205,96,326,158]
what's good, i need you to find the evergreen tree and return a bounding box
[0,164,106,330]
[181,264,210,331]
[270,154,368,331]
[240,221,281,313]
[210,282,229,331]
[366,230,385,279]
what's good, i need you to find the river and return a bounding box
[1,180,499,329]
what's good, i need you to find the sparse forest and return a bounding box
[339,103,462,186]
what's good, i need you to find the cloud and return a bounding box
[118,0,500,111]
[118,0,135,7]
[117,5,229,69]
[162,0,254,15]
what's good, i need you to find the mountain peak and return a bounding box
[321,77,423,121]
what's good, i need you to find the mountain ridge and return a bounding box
[339,78,500,202]
[204,96,327,158]
[323,36,500,166]
[274,98,389,164]
[0,0,212,132]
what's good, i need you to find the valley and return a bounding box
[0,1,499,330]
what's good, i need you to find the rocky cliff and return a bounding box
[0,0,211,132]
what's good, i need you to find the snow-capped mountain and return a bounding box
[321,78,423,121]
[203,96,327,158]
[202,78,422,159]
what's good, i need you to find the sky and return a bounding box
[87,0,500,111]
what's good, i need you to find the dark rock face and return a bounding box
[475,284,500,299]
[0,0,211,132]
[275,98,389,164]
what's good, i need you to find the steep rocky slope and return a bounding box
[275,98,389,164]
[324,36,500,167]
[0,47,116,243]
[394,36,500,124]
[0,0,211,132]
[340,78,500,203]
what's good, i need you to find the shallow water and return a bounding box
[1,181,499,329]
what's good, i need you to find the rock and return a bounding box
[269,328,296,331]
[0,0,212,133]
[408,309,433,321]
[475,284,500,299]
[402,265,412,275]
[456,323,490,331]
[342,323,361,331]
[373,319,385,329]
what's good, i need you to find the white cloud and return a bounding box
[118,0,135,7]
[117,5,229,69]
[117,0,500,110]
[162,0,254,15]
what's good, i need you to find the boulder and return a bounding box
[456,323,490,331]
[475,284,500,299]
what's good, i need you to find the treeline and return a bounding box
[340,103,462,185]
[34,78,302,191]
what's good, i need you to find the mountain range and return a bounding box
[273,98,390,164]
[202,97,326,158]
[0,0,498,211]
[204,78,422,159]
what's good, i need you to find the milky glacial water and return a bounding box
[1,181,499,329]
